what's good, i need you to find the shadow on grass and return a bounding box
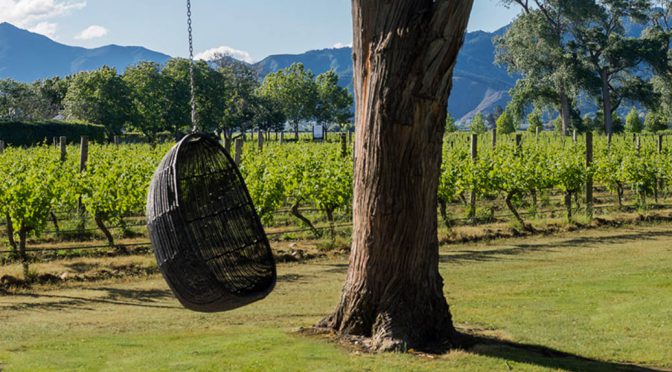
[461,334,664,372]
[1,287,178,312]
[441,230,672,264]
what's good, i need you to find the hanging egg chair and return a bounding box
[147,133,276,312]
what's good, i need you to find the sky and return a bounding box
[0,0,521,62]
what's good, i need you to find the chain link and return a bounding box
[187,0,198,132]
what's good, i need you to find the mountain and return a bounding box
[253,27,514,123]
[0,22,170,82]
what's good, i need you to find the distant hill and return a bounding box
[253,27,515,123]
[0,22,170,82]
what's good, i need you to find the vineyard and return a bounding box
[0,131,671,277]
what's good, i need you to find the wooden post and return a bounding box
[515,133,522,148]
[113,136,121,145]
[279,131,284,144]
[80,136,89,171]
[636,135,641,157]
[0,140,5,154]
[234,138,243,166]
[341,133,348,158]
[60,136,67,162]
[469,134,478,220]
[572,129,577,144]
[536,127,540,143]
[491,127,497,148]
[607,132,613,149]
[78,136,89,231]
[257,131,264,152]
[585,132,593,219]
[53,137,58,147]
[658,134,664,154]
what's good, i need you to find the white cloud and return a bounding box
[75,25,108,40]
[28,21,58,38]
[333,42,352,49]
[195,46,254,64]
[0,0,86,38]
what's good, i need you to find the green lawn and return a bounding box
[1,225,671,371]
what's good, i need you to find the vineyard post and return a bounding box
[536,127,540,143]
[0,140,4,154]
[492,127,497,148]
[469,134,478,220]
[113,136,121,145]
[341,133,348,158]
[258,131,264,152]
[586,132,594,219]
[658,135,663,154]
[636,136,641,157]
[234,138,243,165]
[607,132,613,149]
[53,137,58,146]
[515,133,522,149]
[573,129,577,144]
[60,136,67,162]
[78,136,89,231]
[280,131,284,144]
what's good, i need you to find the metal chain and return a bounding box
[187,0,198,132]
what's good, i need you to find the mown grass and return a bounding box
[1,225,671,371]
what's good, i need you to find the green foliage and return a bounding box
[0,79,58,121]
[496,110,516,135]
[445,114,458,133]
[122,62,169,142]
[625,107,644,133]
[644,111,668,133]
[314,70,352,128]
[258,63,317,134]
[63,66,133,138]
[470,113,487,134]
[0,121,106,146]
[526,108,543,133]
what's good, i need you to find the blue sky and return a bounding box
[1,0,521,61]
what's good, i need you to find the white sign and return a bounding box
[313,125,325,140]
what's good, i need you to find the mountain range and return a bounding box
[0,21,515,122]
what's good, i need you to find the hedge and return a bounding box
[0,121,107,146]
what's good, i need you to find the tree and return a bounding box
[63,66,133,138]
[218,59,260,137]
[645,111,668,132]
[527,107,543,133]
[315,69,353,130]
[497,1,584,135]
[319,0,475,351]
[161,58,226,137]
[496,110,517,134]
[469,112,487,134]
[258,63,317,140]
[445,114,458,133]
[567,0,662,135]
[0,79,55,120]
[625,107,644,133]
[123,62,169,143]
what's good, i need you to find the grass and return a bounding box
[1,225,671,371]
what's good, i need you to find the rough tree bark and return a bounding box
[559,89,571,136]
[319,0,474,352]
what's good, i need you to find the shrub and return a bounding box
[0,121,106,146]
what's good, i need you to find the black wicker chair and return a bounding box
[147,133,276,312]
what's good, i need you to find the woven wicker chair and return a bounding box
[147,133,276,312]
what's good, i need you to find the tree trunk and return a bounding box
[18,225,29,280]
[95,213,127,254]
[5,213,17,255]
[50,212,60,237]
[439,199,451,229]
[565,192,573,222]
[601,69,613,135]
[290,200,319,238]
[320,0,474,352]
[559,89,570,136]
